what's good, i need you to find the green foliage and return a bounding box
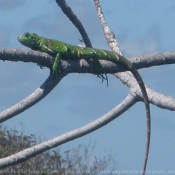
[0,125,117,175]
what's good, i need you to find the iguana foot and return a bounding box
[97,73,108,86]
[92,59,108,86]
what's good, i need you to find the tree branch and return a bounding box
[93,0,122,55]
[1,48,175,74]
[0,74,66,123]
[0,93,136,169]
[115,72,175,111]
[55,0,92,48]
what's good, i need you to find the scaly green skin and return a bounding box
[17,32,150,174]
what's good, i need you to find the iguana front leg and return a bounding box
[52,53,61,75]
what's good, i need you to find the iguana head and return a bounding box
[17,32,42,50]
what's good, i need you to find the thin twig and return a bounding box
[55,0,92,48]
[93,0,122,55]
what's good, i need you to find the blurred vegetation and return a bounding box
[0,125,118,175]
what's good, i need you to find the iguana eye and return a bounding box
[24,32,30,38]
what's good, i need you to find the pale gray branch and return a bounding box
[115,72,175,111]
[0,74,66,123]
[93,0,122,55]
[0,93,136,169]
[1,48,175,74]
[129,52,175,69]
[0,48,53,68]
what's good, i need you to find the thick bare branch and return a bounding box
[115,72,175,111]
[0,93,136,169]
[1,48,175,74]
[0,48,53,69]
[129,52,175,69]
[0,74,66,123]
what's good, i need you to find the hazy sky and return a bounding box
[1,0,175,174]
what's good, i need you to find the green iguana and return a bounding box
[18,32,150,175]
